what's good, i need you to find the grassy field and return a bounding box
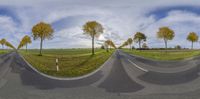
[20,49,114,77]
[123,49,200,61]
[0,49,13,54]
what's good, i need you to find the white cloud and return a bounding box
[0,0,200,48]
[142,10,200,48]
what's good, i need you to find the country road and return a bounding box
[1,50,200,99]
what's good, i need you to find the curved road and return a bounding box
[0,50,200,99]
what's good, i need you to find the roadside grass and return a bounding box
[0,49,12,54]
[123,49,200,61]
[20,49,114,77]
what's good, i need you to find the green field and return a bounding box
[0,49,13,54]
[20,49,114,77]
[123,49,200,60]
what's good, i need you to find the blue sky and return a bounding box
[0,0,200,49]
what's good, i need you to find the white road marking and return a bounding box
[127,59,148,72]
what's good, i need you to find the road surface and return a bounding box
[0,50,200,99]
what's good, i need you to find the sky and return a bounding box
[1,0,200,49]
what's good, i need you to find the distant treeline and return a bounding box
[134,48,189,50]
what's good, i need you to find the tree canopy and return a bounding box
[133,32,146,48]
[5,41,15,49]
[32,22,54,40]
[187,32,199,42]
[119,41,129,48]
[157,27,175,40]
[127,38,133,45]
[83,21,104,38]
[105,40,116,49]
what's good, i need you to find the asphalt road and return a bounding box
[0,50,200,99]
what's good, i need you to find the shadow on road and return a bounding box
[126,52,192,68]
[10,53,104,90]
[138,66,200,85]
[98,52,144,93]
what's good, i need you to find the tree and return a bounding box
[32,22,54,56]
[5,41,15,50]
[18,35,32,51]
[17,42,24,50]
[83,21,104,55]
[0,38,6,49]
[142,43,148,49]
[101,45,105,49]
[124,41,129,48]
[105,40,111,52]
[174,45,181,49]
[109,40,116,49]
[105,40,116,52]
[133,32,146,49]
[127,38,133,50]
[24,35,31,52]
[157,27,175,49]
[119,41,129,48]
[187,32,199,49]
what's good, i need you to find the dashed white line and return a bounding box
[127,59,148,72]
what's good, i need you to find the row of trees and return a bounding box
[104,40,116,52]
[17,21,116,56]
[18,35,32,51]
[120,27,199,49]
[0,38,15,49]
[83,21,118,55]
[12,21,200,55]
[119,32,146,49]
[17,22,54,56]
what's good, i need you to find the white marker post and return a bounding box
[56,58,59,71]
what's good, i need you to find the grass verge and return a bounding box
[0,49,12,54]
[20,49,114,77]
[123,49,200,61]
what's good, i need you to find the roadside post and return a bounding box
[56,58,59,71]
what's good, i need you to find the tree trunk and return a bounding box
[139,40,141,49]
[26,44,27,52]
[92,35,94,55]
[39,38,43,56]
[164,39,167,49]
[191,41,193,49]
[106,47,109,52]
[130,44,132,50]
